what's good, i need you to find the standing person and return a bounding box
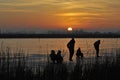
[67,38,75,61]
[94,40,100,57]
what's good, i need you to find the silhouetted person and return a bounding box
[56,50,63,64]
[50,50,56,63]
[67,38,75,61]
[76,47,83,58]
[94,40,100,57]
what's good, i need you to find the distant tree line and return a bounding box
[0,32,120,38]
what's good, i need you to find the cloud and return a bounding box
[0,0,120,29]
[0,9,33,13]
[0,1,46,6]
[55,12,101,17]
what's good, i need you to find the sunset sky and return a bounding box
[0,0,120,32]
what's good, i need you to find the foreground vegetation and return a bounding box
[0,47,120,80]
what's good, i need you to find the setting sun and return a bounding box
[67,27,72,31]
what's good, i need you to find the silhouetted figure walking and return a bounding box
[76,47,83,58]
[50,50,56,63]
[67,38,75,61]
[94,40,100,57]
[56,50,63,64]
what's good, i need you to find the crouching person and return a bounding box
[76,47,83,58]
[56,50,63,64]
[76,47,83,64]
[50,50,56,64]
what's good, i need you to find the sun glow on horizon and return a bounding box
[67,27,72,32]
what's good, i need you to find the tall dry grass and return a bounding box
[0,46,120,80]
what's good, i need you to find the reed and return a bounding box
[0,46,120,80]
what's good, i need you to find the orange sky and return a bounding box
[0,0,120,31]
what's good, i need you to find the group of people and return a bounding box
[50,50,63,64]
[67,38,84,61]
[67,38,101,61]
[50,38,101,63]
